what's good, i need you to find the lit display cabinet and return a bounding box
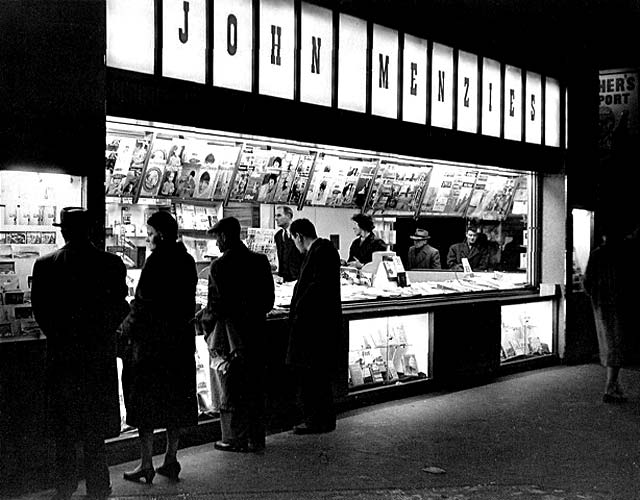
[0,171,84,340]
[348,313,431,390]
[500,300,554,363]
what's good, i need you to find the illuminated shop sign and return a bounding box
[371,24,399,119]
[402,34,428,125]
[481,58,501,138]
[106,0,563,148]
[430,43,453,129]
[338,14,367,113]
[456,51,478,133]
[259,0,295,99]
[504,65,522,141]
[163,0,206,83]
[300,3,333,106]
[525,71,542,145]
[213,0,253,91]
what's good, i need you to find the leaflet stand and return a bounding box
[370,251,411,288]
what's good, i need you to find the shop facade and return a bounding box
[1,0,576,490]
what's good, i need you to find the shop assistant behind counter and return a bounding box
[346,213,387,269]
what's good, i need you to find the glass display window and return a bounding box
[500,300,554,362]
[348,313,431,390]
[0,170,84,338]
[108,116,539,301]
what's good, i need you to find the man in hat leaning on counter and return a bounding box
[31,207,129,500]
[407,228,441,270]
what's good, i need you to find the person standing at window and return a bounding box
[201,217,275,452]
[31,207,128,500]
[120,211,198,483]
[274,205,303,282]
[287,219,342,434]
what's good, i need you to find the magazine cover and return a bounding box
[209,144,241,201]
[138,137,173,198]
[157,140,185,198]
[272,153,301,203]
[105,137,149,198]
[245,227,278,270]
[466,173,518,220]
[286,153,315,206]
[305,154,335,206]
[367,163,397,212]
[420,165,478,216]
[193,168,215,200]
[392,165,432,213]
[509,175,529,215]
[243,149,285,202]
[322,157,351,207]
[105,137,135,197]
[352,162,378,209]
[175,139,207,199]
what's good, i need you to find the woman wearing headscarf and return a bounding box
[120,211,198,483]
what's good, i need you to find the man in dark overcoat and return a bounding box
[407,228,441,269]
[287,218,342,434]
[446,226,489,271]
[274,205,302,282]
[31,207,128,500]
[201,217,275,452]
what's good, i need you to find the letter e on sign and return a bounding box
[402,34,428,124]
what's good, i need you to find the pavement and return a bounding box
[8,363,640,500]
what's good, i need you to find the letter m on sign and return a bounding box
[379,54,389,89]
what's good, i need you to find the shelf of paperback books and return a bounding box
[0,170,84,340]
[348,313,431,390]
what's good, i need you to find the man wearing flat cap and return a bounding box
[407,228,441,270]
[200,217,275,453]
[31,207,129,500]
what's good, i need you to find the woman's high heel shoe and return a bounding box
[156,460,181,481]
[123,467,155,484]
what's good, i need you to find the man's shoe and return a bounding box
[156,460,181,481]
[603,392,628,404]
[214,440,249,452]
[292,423,335,435]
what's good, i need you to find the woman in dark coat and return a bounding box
[584,228,631,403]
[120,211,197,483]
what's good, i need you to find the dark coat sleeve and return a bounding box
[447,244,462,270]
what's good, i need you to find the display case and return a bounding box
[0,170,84,339]
[500,300,554,363]
[348,313,431,390]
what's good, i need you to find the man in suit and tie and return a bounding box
[274,206,303,282]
